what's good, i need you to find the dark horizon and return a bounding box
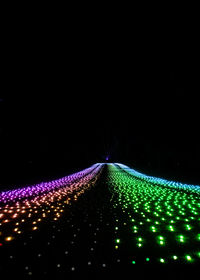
[0,52,200,190]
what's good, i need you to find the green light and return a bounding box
[177,235,185,243]
[132,260,136,264]
[185,255,192,262]
[168,225,174,231]
[151,226,156,232]
[115,239,120,244]
[157,236,165,246]
[146,258,150,262]
[107,164,200,265]
[185,224,192,230]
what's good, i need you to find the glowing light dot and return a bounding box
[5,236,13,242]
[185,255,192,261]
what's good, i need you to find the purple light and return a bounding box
[0,163,104,205]
[0,163,105,241]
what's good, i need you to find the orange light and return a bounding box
[5,236,13,242]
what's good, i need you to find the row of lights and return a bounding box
[131,254,198,264]
[0,164,103,204]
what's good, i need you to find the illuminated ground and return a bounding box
[0,163,200,277]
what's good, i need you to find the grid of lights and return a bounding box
[107,163,200,264]
[1,161,200,272]
[0,164,104,243]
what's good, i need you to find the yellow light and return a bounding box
[12,214,18,218]
[5,236,13,242]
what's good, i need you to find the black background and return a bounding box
[0,13,199,190]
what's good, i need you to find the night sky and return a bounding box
[0,27,199,190]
